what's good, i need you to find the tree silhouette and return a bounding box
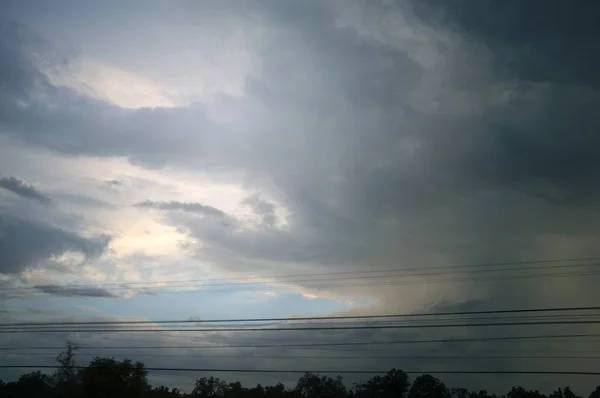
[149,385,183,398]
[507,386,547,398]
[294,372,347,398]
[192,376,228,398]
[53,340,79,398]
[451,387,470,398]
[80,357,150,398]
[354,369,409,398]
[409,374,450,398]
[550,387,580,398]
[589,386,600,398]
[1,371,52,398]
[3,344,600,398]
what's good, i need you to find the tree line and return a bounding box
[2,342,600,398]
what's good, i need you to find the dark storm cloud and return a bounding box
[1,1,598,322]
[134,200,227,218]
[33,284,116,298]
[0,177,50,204]
[2,1,600,392]
[0,216,110,275]
[414,0,600,86]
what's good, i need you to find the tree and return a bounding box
[150,385,183,398]
[590,386,600,398]
[355,371,409,398]
[355,376,385,398]
[266,382,291,398]
[409,375,450,398]
[507,386,546,398]
[470,390,496,398]
[80,357,150,398]
[451,388,471,398]
[192,376,228,398]
[550,387,580,398]
[3,371,53,398]
[53,340,79,398]
[382,369,410,398]
[295,372,347,398]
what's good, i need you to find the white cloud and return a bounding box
[43,58,183,109]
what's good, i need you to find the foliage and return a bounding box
[409,374,450,398]
[1,343,600,398]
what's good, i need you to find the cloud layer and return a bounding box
[0,177,50,204]
[1,0,600,393]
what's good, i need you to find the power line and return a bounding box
[0,258,600,294]
[3,305,600,328]
[3,332,599,351]
[4,269,600,300]
[4,319,600,333]
[2,256,596,293]
[7,352,600,361]
[1,365,599,376]
[7,262,598,292]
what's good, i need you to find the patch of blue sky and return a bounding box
[4,284,372,322]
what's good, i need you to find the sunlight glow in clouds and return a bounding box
[43,58,183,109]
[2,0,600,390]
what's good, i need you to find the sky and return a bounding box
[1,0,600,394]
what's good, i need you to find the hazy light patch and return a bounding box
[48,250,86,271]
[77,305,105,315]
[0,141,291,230]
[108,214,189,258]
[43,58,183,109]
[20,268,56,285]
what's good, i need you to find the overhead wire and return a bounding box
[3,304,600,328]
[3,270,600,300]
[1,365,600,376]
[3,332,600,351]
[2,257,600,299]
[6,352,600,361]
[4,319,600,333]
[2,255,597,293]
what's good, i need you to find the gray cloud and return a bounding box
[0,0,593,297]
[0,177,50,204]
[0,216,110,275]
[243,194,278,227]
[33,284,116,298]
[102,179,123,190]
[55,192,115,209]
[1,0,600,392]
[134,200,227,218]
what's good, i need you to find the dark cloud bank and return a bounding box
[1,0,600,393]
[0,216,110,275]
[0,176,50,204]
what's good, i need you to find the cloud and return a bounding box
[102,179,123,189]
[43,58,183,109]
[0,216,110,275]
[242,194,279,228]
[34,284,116,298]
[1,0,597,312]
[1,0,600,392]
[134,200,227,218]
[55,192,114,209]
[0,177,50,204]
